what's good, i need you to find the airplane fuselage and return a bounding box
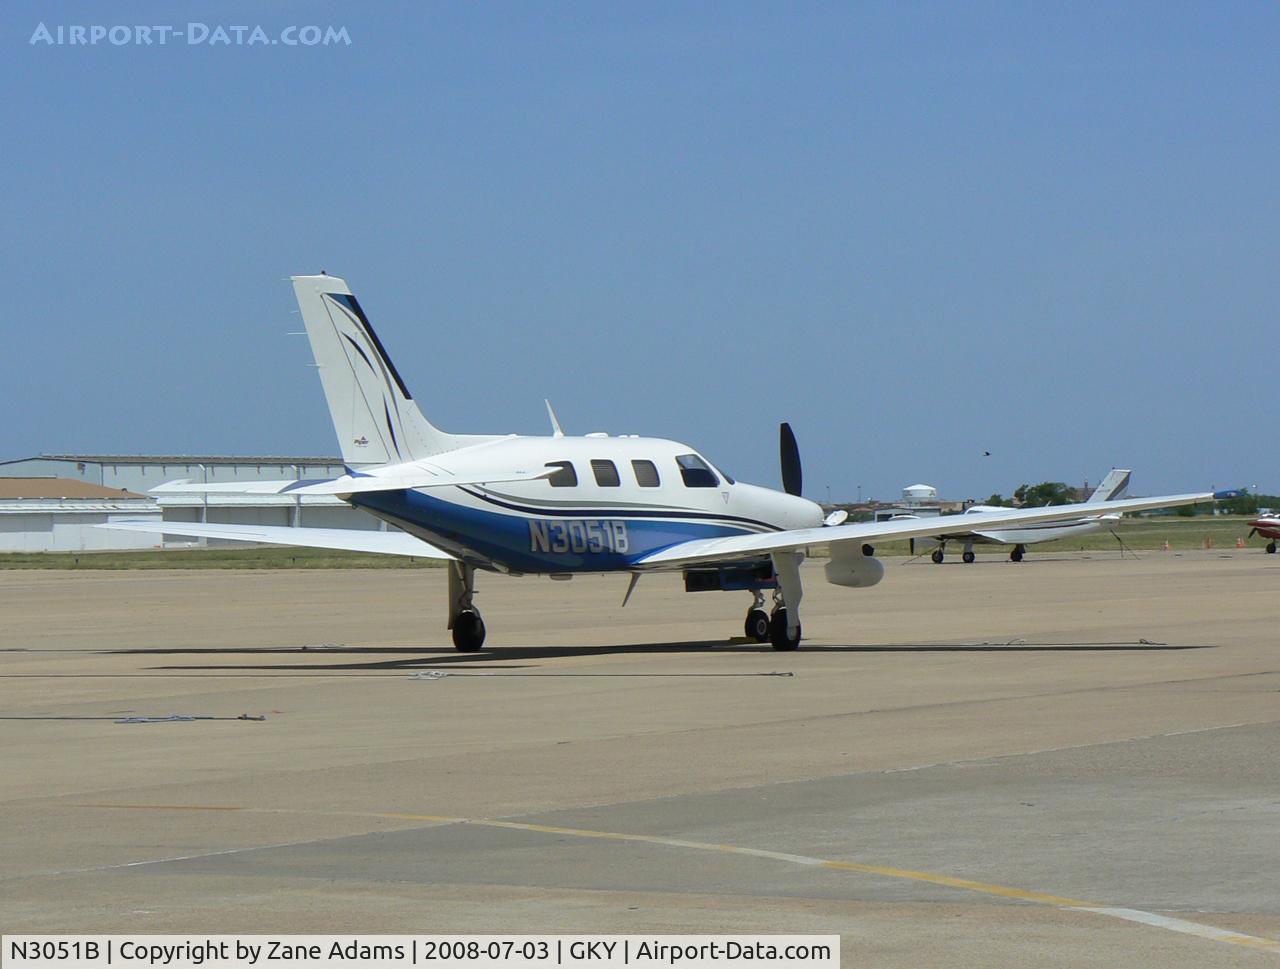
[965,513,1120,546]
[1249,518,1280,541]
[347,435,825,574]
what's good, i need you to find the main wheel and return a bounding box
[962,550,975,564]
[744,609,770,643]
[451,610,486,651]
[931,549,944,564]
[769,608,801,651]
[1010,547,1024,562]
[1268,541,1277,554]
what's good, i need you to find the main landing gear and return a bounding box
[1010,544,1026,563]
[931,541,977,564]
[744,590,770,643]
[449,562,486,651]
[741,557,804,649]
[1267,541,1277,555]
[768,603,801,651]
[768,551,804,651]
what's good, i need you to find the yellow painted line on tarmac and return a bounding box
[817,859,1091,908]
[79,803,252,811]
[78,804,1280,954]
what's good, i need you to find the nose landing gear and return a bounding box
[1010,544,1025,562]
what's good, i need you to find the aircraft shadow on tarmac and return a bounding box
[106,640,1211,673]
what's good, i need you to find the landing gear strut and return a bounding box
[448,562,486,651]
[744,590,770,643]
[768,551,804,650]
[1010,544,1025,563]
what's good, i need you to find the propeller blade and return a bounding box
[780,422,802,497]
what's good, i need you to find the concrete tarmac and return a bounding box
[2,550,1278,967]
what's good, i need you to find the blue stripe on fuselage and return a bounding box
[352,489,752,573]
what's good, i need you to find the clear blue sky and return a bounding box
[3,2,1276,501]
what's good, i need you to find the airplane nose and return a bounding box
[789,494,826,529]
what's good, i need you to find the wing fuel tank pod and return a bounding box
[824,542,885,588]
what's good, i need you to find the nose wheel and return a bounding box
[1010,544,1025,562]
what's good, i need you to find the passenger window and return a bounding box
[675,454,719,488]
[632,459,660,488]
[591,459,621,487]
[545,461,577,487]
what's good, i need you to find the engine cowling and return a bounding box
[824,544,885,588]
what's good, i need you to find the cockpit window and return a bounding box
[675,453,719,488]
[545,461,577,487]
[590,459,621,487]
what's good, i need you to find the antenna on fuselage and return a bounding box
[545,399,566,438]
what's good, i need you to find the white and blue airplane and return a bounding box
[107,274,1217,652]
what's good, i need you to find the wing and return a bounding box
[635,491,1212,569]
[151,467,551,497]
[98,520,454,560]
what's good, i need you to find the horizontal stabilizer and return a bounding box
[98,520,454,559]
[151,466,552,497]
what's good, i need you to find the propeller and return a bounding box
[780,422,803,497]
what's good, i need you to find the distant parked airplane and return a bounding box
[1247,516,1280,554]
[915,470,1135,563]
[105,274,1215,650]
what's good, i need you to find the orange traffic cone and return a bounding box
[1237,536,1246,549]
[1162,540,1170,551]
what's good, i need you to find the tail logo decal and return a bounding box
[326,292,414,400]
[323,292,412,462]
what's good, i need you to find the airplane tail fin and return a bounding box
[291,274,471,467]
[1087,469,1132,503]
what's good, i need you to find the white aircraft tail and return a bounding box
[1087,469,1132,503]
[291,274,480,466]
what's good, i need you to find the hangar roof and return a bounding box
[0,477,150,500]
[27,454,343,465]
